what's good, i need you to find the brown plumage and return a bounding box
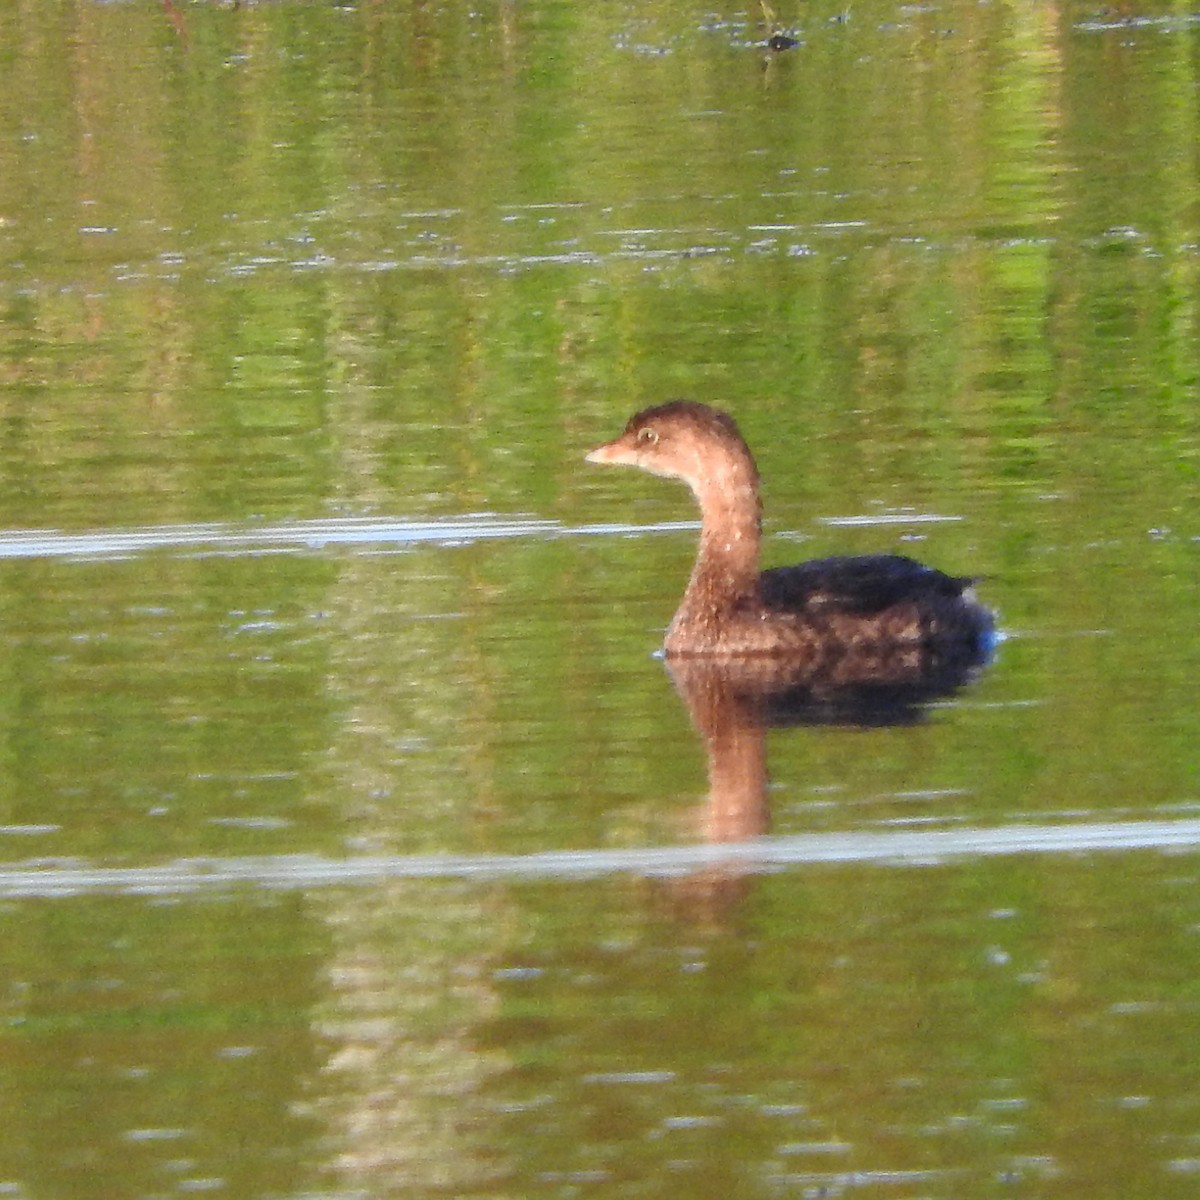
[586,400,993,661]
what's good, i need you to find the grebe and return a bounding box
[586,400,992,659]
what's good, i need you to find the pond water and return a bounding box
[1,0,1199,1197]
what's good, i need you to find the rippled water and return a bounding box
[1,0,1198,1197]
[5,816,1200,896]
[0,515,692,559]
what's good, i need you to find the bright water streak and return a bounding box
[0,513,971,560]
[0,516,695,560]
[4,818,1200,897]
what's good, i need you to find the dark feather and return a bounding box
[759,554,973,617]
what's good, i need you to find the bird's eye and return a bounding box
[637,427,659,445]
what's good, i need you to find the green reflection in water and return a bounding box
[0,0,1197,1196]
[0,890,326,1200]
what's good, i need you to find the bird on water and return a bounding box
[585,400,993,661]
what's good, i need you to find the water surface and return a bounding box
[0,0,1198,1196]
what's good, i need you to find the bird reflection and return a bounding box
[650,643,993,922]
[668,641,992,839]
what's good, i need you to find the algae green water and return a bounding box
[0,1,1198,1196]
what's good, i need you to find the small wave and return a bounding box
[1,818,1198,897]
[0,516,697,562]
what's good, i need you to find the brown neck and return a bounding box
[674,471,762,627]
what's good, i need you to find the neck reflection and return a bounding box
[666,641,994,847]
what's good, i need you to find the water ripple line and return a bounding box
[0,516,698,561]
[2,818,1199,897]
